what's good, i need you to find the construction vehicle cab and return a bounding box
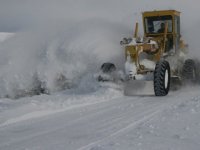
[143,10,181,52]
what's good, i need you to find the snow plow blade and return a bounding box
[124,80,154,96]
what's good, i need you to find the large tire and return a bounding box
[182,59,197,83]
[195,59,200,84]
[154,60,171,96]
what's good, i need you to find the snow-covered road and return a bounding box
[0,0,200,149]
[0,83,200,150]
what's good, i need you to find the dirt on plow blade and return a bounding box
[124,80,154,96]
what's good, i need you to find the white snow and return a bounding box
[140,59,156,70]
[0,85,200,150]
[125,54,137,76]
[0,0,200,150]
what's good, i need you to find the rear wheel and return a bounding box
[182,59,197,83]
[195,59,200,84]
[154,60,170,96]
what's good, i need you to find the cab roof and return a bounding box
[143,10,181,17]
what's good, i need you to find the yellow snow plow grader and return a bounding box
[98,10,199,96]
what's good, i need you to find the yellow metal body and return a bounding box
[125,10,183,74]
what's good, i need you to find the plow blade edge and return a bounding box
[124,80,154,96]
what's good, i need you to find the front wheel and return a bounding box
[154,60,171,96]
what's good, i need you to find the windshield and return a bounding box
[144,15,173,34]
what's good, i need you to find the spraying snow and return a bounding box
[0,21,126,98]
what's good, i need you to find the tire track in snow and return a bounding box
[77,92,191,150]
[0,96,161,149]
[0,88,195,150]
[77,105,163,150]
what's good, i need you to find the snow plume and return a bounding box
[0,0,200,98]
[0,20,126,98]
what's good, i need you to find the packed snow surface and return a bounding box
[0,83,200,150]
[0,0,200,150]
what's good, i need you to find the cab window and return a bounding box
[145,15,173,34]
